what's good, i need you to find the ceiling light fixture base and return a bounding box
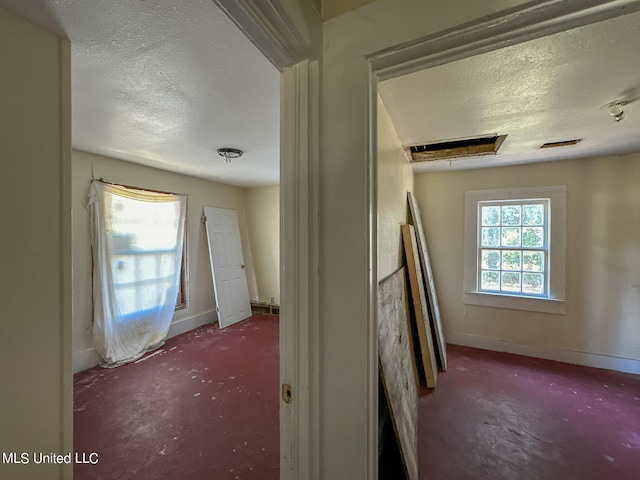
[606,99,633,123]
[217,147,243,164]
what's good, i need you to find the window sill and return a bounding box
[463,291,565,315]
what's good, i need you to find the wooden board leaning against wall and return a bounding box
[408,192,447,371]
[378,267,419,480]
[402,224,438,388]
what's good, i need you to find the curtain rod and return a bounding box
[95,178,185,197]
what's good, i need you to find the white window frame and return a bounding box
[463,186,567,314]
[477,198,549,297]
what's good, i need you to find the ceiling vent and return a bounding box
[540,139,582,149]
[404,134,507,163]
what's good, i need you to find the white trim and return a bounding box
[463,291,566,314]
[463,185,567,313]
[447,332,640,375]
[366,60,378,480]
[72,348,104,374]
[206,4,320,478]
[212,0,311,70]
[280,60,320,480]
[72,310,216,373]
[369,0,640,81]
[366,4,640,476]
[167,310,216,338]
[214,0,640,477]
[60,36,73,476]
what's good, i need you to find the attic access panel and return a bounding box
[405,134,507,163]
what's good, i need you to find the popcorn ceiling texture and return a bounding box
[0,0,280,187]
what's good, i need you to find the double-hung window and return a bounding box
[463,186,566,314]
[478,200,548,296]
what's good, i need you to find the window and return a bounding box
[463,186,566,314]
[478,200,547,296]
[108,190,187,314]
[89,181,188,365]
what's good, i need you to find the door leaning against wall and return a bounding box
[203,206,252,328]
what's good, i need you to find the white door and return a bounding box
[203,206,252,328]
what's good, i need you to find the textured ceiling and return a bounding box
[378,11,640,172]
[2,2,639,182]
[0,0,280,187]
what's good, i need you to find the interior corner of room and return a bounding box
[378,93,640,375]
[71,149,281,373]
[376,9,640,373]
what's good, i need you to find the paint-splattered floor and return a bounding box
[73,314,279,480]
[418,345,640,480]
[76,320,640,479]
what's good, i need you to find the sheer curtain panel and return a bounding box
[88,181,187,366]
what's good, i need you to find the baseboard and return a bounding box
[72,348,104,374]
[72,310,217,374]
[446,332,640,375]
[167,310,216,338]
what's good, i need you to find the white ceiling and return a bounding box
[0,0,280,187]
[378,10,640,172]
[2,2,639,182]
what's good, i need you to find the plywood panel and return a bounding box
[378,267,418,480]
[402,224,438,388]
[408,191,448,371]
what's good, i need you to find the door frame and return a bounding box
[366,1,640,476]
[364,2,640,478]
[211,2,321,478]
[211,1,640,478]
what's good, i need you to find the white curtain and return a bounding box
[88,181,187,366]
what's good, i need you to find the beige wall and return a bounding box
[377,95,414,282]
[414,154,640,370]
[0,7,72,479]
[72,150,258,369]
[319,1,531,477]
[245,186,280,304]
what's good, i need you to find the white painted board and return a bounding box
[203,206,252,328]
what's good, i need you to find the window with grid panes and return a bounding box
[463,186,566,314]
[478,200,548,296]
